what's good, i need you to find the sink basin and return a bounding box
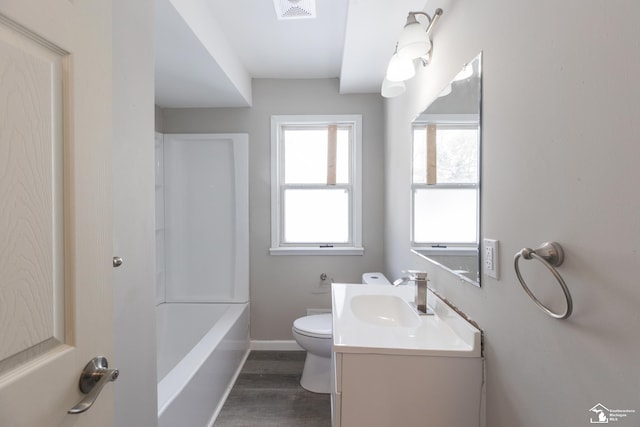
[350,294,420,328]
[332,283,481,356]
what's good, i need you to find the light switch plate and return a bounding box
[483,238,499,279]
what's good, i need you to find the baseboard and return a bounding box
[250,340,303,351]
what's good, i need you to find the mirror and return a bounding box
[411,53,482,286]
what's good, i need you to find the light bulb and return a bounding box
[381,78,406,98]
[385,54,415,82]
[396,21,431,60]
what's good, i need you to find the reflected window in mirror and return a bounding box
[411,116,479,246]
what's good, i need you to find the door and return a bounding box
[0,1,114,426]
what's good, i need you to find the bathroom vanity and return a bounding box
[331,283,484,427]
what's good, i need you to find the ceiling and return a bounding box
[155,0,429,108]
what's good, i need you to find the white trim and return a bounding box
[269,247,364,256]
[250,340,304,351]
[353,115,363,250]
[270,119,280,249]
[270,115,363,254]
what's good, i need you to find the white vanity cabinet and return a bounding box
[331,283,484,427]
[331,351,483,426]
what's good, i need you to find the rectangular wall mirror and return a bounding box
[411,52,482,286]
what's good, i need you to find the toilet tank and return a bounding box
[361,272,391,285]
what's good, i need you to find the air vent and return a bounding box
[273,0,316,20]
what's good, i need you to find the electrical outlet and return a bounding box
[483,238,499,279]
[484,246,493,270]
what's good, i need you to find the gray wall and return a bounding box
[161,79,385,340]
[385,0,640,426]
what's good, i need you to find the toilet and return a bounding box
[291,272,391,393]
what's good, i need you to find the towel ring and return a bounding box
[514,242,572,319]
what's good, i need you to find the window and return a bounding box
[270,115,363,255]
[411,114,479,249]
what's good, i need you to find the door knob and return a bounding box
[113,256,123,268]
[68,356,119,414]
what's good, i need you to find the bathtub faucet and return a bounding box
[393,270,430,315]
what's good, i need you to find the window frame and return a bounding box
[270,115,363,256]
[410,113,480,252]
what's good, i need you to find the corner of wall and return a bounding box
[155,104,165,133]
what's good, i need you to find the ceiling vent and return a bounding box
[273,0,316,20]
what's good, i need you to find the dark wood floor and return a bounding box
[214,351,331,427]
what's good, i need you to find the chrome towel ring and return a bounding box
[514,242,573,319]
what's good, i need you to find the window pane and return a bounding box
[283,189,349,243]
[283,127,350,184]
[413,188,477,244]
[412,126,478,184]
[284,129,327,184]
[437,128,478,183]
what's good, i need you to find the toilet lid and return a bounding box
[293,313,332,337]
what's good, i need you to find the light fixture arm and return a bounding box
[407,8,443,38]
[425,8,443,38]
[409,9,443,67]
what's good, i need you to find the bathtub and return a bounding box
[157,302,250,427]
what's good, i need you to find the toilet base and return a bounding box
[300,352,331,394]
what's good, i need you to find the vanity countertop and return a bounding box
[331,283,481,357]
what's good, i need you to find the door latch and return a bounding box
[68,356,119,414]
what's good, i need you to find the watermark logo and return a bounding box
[590,404,610,423]
[590,403,636,424]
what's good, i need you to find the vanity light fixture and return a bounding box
[381,8,443,98]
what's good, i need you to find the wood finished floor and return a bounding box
[214,351,331,427]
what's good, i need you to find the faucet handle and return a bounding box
[394,270,428,286]
[405,270,427,280]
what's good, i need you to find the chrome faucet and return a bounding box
[393,270,430,315]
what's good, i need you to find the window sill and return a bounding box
[269,247,364,256]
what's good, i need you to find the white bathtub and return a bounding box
[157,302,250,427]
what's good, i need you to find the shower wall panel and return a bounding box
[161,134,248,303]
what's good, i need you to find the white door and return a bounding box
[0,1,114,426]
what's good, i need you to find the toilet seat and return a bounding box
[292,313,332,339]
